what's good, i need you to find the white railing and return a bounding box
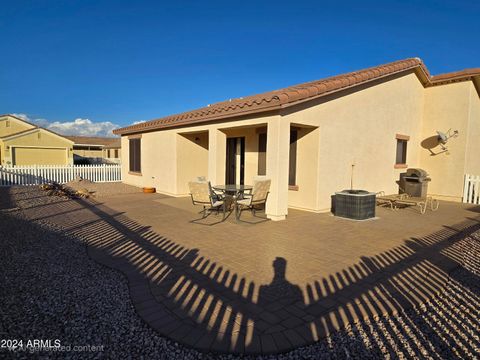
[463,174,480,204]
[0,164,122,186]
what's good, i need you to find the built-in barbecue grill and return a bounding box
[401,168,431,198]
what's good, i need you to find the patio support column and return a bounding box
[208,128,226,184]
[265,117,290,221]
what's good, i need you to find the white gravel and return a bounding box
[1,186,479,359]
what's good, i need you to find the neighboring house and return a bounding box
[66,136,121,164]
[113,58,480,221]
[0,114,74,166]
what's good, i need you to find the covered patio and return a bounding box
[21,187,480,354]
[175,117,320,221]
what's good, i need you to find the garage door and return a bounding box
[13,147,67,165]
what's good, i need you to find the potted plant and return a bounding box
[143,176,156,193]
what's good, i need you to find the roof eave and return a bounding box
[113,104,281,135]
[114,59,480,135]
[73,143,105,147]
[280,66,429,110]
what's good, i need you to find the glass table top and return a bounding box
[213,184,253,192]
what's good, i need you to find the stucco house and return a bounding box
[0,114,74,166]
[66,136,121,164]
[113,58,480,221]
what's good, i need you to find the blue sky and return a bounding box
[1,0,479,136]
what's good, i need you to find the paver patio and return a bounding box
[20,190,480,354]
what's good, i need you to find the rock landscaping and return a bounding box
[40,182,90,199]
[0,185,479,359]
[65,177,140,197]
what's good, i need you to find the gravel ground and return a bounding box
[0,186,479,359]
[64,179,141,197]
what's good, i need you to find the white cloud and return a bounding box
[47,118,119,137]
[13,113,120,137]
[11,113,30,121]
[133,120,146,125]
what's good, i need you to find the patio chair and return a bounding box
[375,191,408,210]
[394,195,439,214]
[195,176,224,202]
[235,178,271,221]
[395,186,440,214]
[376,191,439,214]
[188,181,228,224]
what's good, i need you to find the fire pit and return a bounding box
[333,190,376,220]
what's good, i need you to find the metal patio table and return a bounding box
[213,184,253,220]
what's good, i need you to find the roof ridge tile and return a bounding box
[114,58,479,135]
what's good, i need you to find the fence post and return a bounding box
[475,175,480,204]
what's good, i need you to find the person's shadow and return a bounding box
[252,257,306,351]
[257,257,304,307]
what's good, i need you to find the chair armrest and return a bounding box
[212,189,226,197]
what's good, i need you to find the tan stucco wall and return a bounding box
[419,82,473,201]
[72,147,122,163]
[73,148,103,158]
[176,132,209,194]
[120,72,479,217]
[281,126,320,211]
[465,84,480,176]
[121,131,178,193]
[120,116,274,197]
[0,139,5,165]
[0,115,35,138]
[283,72,425,211]
[104,148,121,160]
[2,129,73,165]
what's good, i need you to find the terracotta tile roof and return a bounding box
[66,136,121,147]
[430,68,480,82]
[113,58,480,135]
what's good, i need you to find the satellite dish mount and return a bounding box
[436,129,459,151]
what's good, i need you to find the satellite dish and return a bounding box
[436,131,448,144]
[435,129,459,151]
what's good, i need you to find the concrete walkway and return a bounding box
[22,191,480,354]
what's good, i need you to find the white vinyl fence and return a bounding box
[0,164,122,186]
[463,174,480,204]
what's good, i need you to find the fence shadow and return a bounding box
[10,187,480,356]
[0,187,16,209]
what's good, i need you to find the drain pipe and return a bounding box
[350,161,355,190]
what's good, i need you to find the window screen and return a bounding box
[129,138,141,172]
[289,129,298,186]
[396,139,407,164]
